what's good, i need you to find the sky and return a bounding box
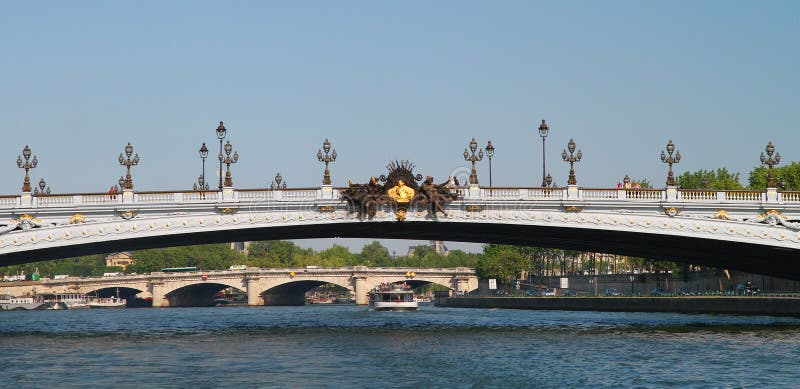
[1,1,798,254]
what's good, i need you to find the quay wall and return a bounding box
[435,296,800,316]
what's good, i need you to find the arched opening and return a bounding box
[84,286,146,308]
[165,283,245,307]
[261,280,352,306]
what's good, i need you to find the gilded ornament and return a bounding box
[664,207,680,217]
[713,210,730,220]
[69,213,86,224]
[565,206,582,212]
[465,205,483,212]
[119,210,136,220]
[318,206,336,212]
[220,208,237,214]
[387,180,415,203]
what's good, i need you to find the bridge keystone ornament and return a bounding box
[341,160,460,221]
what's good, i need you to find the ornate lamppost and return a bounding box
[545,173,553,187]
[538,120,550,187]
[561,138,582,185]
[760,141,781,188]
[317,138,337,185]
[16,145,38,192]
[118,142,139,190]
[660,140,681,187]
[463,138,484,185]
[33,178,50,195]
[219,140,239,187]
[216,121,227,191]
[270,172,287,189]
[485,141,495,187]
[194,143,209,193]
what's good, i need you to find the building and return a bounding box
[105,251,134,269]
[406,240,450,257]
[231,242,250,256]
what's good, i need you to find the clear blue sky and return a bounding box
[2,1,798,253]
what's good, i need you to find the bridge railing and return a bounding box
[0,195,19,208]
[2,186,798,210]
[780,192,800,203]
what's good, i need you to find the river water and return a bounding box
[2,305,799,388]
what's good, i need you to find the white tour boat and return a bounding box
[87,296,127,309]
[0,295,46,311]
[368,283,418,311]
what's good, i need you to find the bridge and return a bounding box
[0,267,477,306]
[1,182,799,279]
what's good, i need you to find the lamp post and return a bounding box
[118,142,139,190]
[485,141,495,187]
[33,178,50,195]
[561,138,582,185]
[118,177,125,191]
[16,145,38,192]
[538,120,549,187]
[660,140,681,186]
[317,138,337,185]
[545,173,553,187]
[219,140,239,187]
[216,121,227,191]
[463,138,484,185]
[760,141,781,188]
[701,176,708,189]
[194,143,209,195]
[270,172,287,189]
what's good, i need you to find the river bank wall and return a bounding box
[435,296,800,316]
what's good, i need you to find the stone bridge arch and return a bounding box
[154,278,247,307]
[252,276,353,306]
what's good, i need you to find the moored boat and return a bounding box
[368,283,418,311]
[0,295,46,311]
[87,296,126,309]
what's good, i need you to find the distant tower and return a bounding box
[430,240,449,256]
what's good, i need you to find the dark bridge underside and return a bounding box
[3,222,799,280]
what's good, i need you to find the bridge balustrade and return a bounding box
[678,190,717,201]
[582,188,620,200]
[0,196,19,208]
[723,191,764,202]
[282,189,320,200]
[237,189,275,201]
[781,192,800,203]
[3,186,799,210]
[625,189,664,200]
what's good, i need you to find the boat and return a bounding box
[87,296,126,309]
[0,295,46,311]
[368,283,418,311]
[58,293,90,309]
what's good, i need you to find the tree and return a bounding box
[748,161,800,190]
[676,168,743,190]
[318,245,353,267]
[357,241,391,266]
[475,244,527,286]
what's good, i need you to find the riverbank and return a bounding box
[436,296,800,316]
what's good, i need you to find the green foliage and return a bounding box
[128,244,246,273]
[475,244,527,284]
[356,241,391,266]
[748,161,800,190]
[676,168,743,190]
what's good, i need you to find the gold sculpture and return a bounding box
[387,180,415,203]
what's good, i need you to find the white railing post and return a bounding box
[766,187,778,204]
[567,185,580,200]
[222,187,235,202]
[174,192,183,203]
[665,186,678,202]
[717,191,726,201]
[320,185,333,199]
[20,192,32,208]
[122,189,135,204]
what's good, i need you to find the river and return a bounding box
[2,304,799,388]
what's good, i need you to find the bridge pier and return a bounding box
[150,282,168,308]
[246,277,262,306]
[454,277,472,294]
[353,276,368,305]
